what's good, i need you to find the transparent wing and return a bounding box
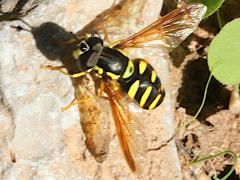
[76,0,147,41]
[104,80,146,172]
[114,3,207,51]
[68,0,147,163]
[73,76,111,163]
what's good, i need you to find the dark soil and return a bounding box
[162,0,240,179]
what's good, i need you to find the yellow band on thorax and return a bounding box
[106,72,120,80]
[93,66,104,74]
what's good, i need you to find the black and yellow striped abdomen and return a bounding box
[119,59,165,110]
[72,37,164,109]
[90,46,164,110]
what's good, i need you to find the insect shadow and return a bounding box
[26,22,81,74]
[14,21,111,163]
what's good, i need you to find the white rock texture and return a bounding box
[0,0,182,179]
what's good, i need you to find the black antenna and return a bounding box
[11,18,33,32]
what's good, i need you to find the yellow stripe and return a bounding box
[148,94,161,110]
[122,60,134,79]
[106,72,120,80]
[139,61,147,75]
[128,80,140,99]
[140,86,152,107]
[151,71,157,83]
[93,66,103,74]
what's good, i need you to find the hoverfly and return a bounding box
[42,1,207,172]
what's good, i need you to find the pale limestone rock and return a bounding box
[0,0,182,179]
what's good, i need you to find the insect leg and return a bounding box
[62,79,108,112]
[41,65,91,78]
[98,80,105,97]
[61,97,95,112]
[41,65,66,70]
[61,95,109,112]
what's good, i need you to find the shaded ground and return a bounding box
[163,0,240,179]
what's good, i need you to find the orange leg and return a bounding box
[61,97,95,112]
[41,65,90,78]
[41,65,65,70]
[62,95,109,112]
[62,80,108,112]
[99,80,105,97]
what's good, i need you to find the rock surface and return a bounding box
[0,0,182,179]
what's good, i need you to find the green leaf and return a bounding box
[189,0,225,18]
[208,18,240,85]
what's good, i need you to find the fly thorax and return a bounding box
[72,36,104,71]
[97,47,130,80]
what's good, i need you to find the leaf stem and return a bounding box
[189,150,238,180]
[193,73,213,119]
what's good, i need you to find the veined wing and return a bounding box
[104,80,146,172]
[76,0,147,41]
[73,76,111,163]
[114,3,207,50]
[68,0,147,164]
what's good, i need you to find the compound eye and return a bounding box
[79,41,90,52]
